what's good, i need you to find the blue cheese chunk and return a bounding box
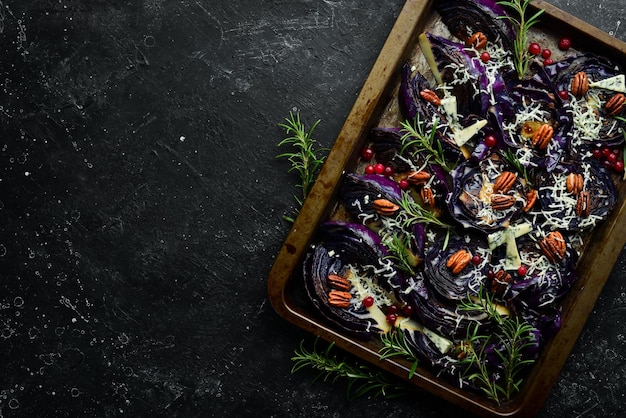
[504,228,522,270]
[487,222,533,249]
[589,74,626,93]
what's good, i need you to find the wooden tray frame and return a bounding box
[268,1,626,416]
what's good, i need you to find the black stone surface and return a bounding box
[1,0,625,417]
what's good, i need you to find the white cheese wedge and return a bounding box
[589,74,626,93]
[452,119,488,147]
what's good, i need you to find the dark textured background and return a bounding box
[1,0,625,417]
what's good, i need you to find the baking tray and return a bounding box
[267,1,626,416]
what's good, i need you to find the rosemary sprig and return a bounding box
[382,233,420,276]
[398,192,454,235]
[502,148,530,185]
[399,116,456,172]
[379,330,420,379]
[457,286,503,323]
[456,288,538,404]
[291,338,411,399]
[497,0,545,79]
[277,112,328,221]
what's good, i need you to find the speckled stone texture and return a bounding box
[0,0,624,417]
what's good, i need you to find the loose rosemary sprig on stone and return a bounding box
[291,338,411,399]
[277,112,327,221]
[497,0,544,79]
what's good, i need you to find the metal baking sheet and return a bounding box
[268,1,626,416]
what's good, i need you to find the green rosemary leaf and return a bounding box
[382,232,419,276]
[498,0,545,79]
[397,191,454,231]
[409,361,419,380]
[503,148,530,185]
[456,286,538,403]
[379,330,420,379]
[399,116,456,172]
[442,228,451,251]
[291,337,411,399]
[277,112,328,221]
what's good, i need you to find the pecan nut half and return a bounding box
[446,249,472,275]
[420,187,435,207]
[406,170,431,185]
[531,124,554,150]
[420,89,441,106]
[328,290,352,308]
[605,93,626,116]
[491,194,516,210]
[372,198,399,217]
[523,189,538,212]
[565,173,584,195]
[538,231,566,263]
[327,274,351,291]
[493,171,517,193]
[466,32,487,50]
[489,269,512,295]
[571,71,589,97]
[575,191,592,217]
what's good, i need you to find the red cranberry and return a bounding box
[402,305,414,316]
[602,147,612,158]
[362,296,374,308]
[541,49,552,59]
[558,90,569,100]
[558,37,572,51]
[386,313,398,325]
[517,265,528,276]
[365,164,375,174]
[399,179,410,189]
[471,255,482,265]
[592,149,603,159]
[543,58,554,66]
[528,42,541,55]
[607,153,618,163]
[480,51,491,62]
[387,305,399,315]
[361,147,374,161]
[383,166,394,176]
[374,163,385,174]
[484,134,497,148]
[613,160,625,173]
